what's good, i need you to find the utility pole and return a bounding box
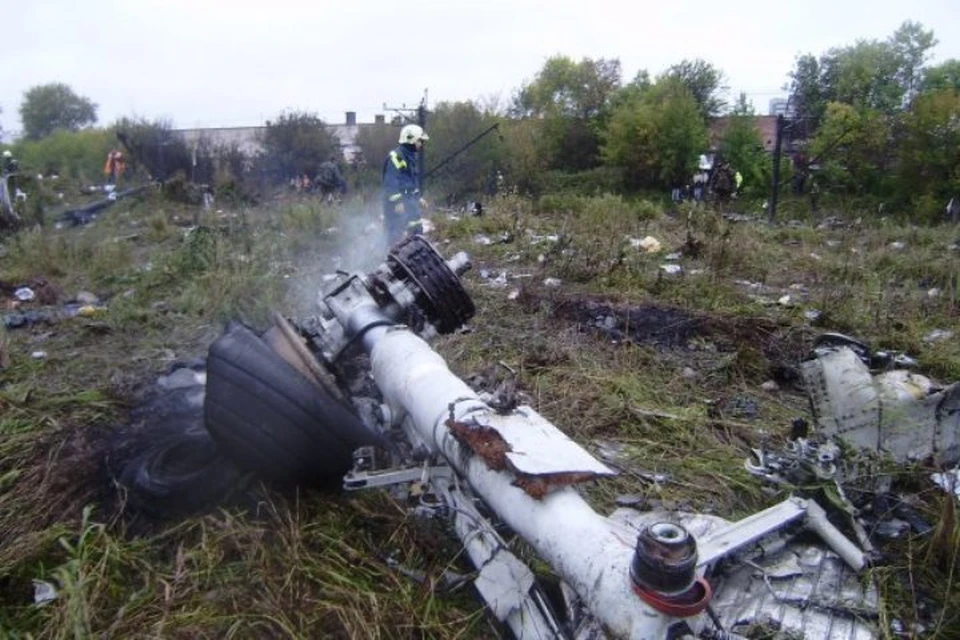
[768,114,784,223]
[384,89,429,189]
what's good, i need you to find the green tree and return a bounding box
[787,53,825,137]
[421,101,504,201]
[512,56,621,171]
[261,111,339,181]
[19,83,98,140]
[789,21,937,122]
[355,122,398,174]
[808,102,889,195]
[717,93,767,195]
[895,89,960,211]
[819,40,904,114]
[921,59,960,94]
[513,56,621,119]
[889,21,938,102]
[500,118,548,194]
[601,78,707,189]
[661,59,727,121]
[608,70,652,111]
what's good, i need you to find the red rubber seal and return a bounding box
[632,576,712,617]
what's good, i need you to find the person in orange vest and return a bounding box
[104,150,126,185]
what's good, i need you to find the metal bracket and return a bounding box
[343,462,452,491]
[697,497,868,571]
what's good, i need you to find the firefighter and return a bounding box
[382,124,428,245]
[2,150,16,174]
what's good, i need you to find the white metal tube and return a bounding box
[367,327,687,639]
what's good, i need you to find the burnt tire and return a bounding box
[204,321,380,485]
[119,427,248,518]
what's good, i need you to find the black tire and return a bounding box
[119,427,248,519]
[204,321,381,485]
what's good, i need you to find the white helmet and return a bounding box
[2,150,11,158]
[398,124,429,145]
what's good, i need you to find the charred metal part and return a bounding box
[628,522,712,618]
[630,523,699,595]
[383,235,475,334]
[263,311,345,401]
[814,332,871,363]
[302,235,474,364]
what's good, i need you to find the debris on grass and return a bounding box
[923,328,954,343]
[932,468,960,503]
[32,580,57,605]
[629,235,662,253]
[801,340,960,465]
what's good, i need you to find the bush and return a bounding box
[540,167,625,196]
[261,111,339,182]
[115,117,199,183]
[12,128,114,182]
[538,192,661,221]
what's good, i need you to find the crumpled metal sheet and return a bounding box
[709,541,878,639]
[801,346,960,465]
[610,508,879,639]
[932,467,960,503]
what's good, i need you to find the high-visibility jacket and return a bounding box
[382,144,419,203]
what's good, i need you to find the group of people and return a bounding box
[290,158,348,201]
[672,160,743,206]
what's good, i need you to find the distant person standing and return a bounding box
[2,150,17,174]
[382,124,429,245]
[316,156,347,201]
[2,150,19,190]
[0,151,17,222]
[104,150,125,185]
[710,161,734,205]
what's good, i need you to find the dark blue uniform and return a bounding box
[382,143,422,244]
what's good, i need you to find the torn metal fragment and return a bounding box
[447,408,614,498]
[801,345,960,465]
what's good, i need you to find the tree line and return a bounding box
[4,20,958,220]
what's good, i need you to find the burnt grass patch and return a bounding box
[520,289,814,386]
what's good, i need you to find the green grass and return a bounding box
[1,189,958,637]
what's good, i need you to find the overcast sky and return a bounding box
[2,0,959,136]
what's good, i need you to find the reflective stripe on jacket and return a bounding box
[382,144,419,202]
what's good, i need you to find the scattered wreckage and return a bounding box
[117,236,958,639]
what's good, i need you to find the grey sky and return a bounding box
[3,0,959,135]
